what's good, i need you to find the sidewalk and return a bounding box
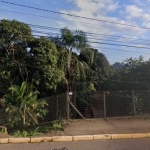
[1,116,150,140]
[52,117,150,136]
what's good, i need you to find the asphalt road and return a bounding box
[1,139,150,150]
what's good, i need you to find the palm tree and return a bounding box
[50,28,88,118]
[4,82,48,127]
[51,28,88,87]
[51,28,88,91]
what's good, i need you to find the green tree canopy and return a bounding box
[79,48,113,91]
[0,19,32,93]
[28,37,65,95]
[106,56,150,90]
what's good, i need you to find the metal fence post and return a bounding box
[66,91,70,120]
[103,91,106,118]
[132,90,136,116]
[56,95,58,119]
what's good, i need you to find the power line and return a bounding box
[2,25,150,55]
[85,37,150,46]
[29,24,150,44]
[86,33,150,42]
[0,8,129,33]
[28,26,150,51]
[95,47,150,55]
[31,28,149,45]
[0,8,69,21]
[90,41,150,50]
[31,30,150,56]
[31,31,150,49]
[1,0,150,30]
[1,8,150,43]
[31,30,150,55]
[29,24,150,42]
[30,26,150,47]
[104,55,136,59]
[32,29,150,49]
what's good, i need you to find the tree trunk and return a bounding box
[23,105,26,126]
[65,48,72,120]
[66,79,70,120]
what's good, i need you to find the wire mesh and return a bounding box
[134,90,150,115]
[0,93,67,138]
[1,90,150,133]
[73,91,104,119]
[39,93,67,123]
[73,90,150,119]
[1,90,150,123]
[0,107,7,126]
[105,91,133,117]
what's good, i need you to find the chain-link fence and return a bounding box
[134,90,150,115]
[73,90,150,119]
[1,90,150,128]
[0,93,67,137]
[41,93,67,123]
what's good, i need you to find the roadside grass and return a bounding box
[0,128,5,133]
[8,119,65,137]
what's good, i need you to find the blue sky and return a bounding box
[1,0,150,64]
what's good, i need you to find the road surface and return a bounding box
[0,139,150,150]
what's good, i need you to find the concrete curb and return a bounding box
[94,134,112,140]
[73,135,93,141]
[0,133,150,144]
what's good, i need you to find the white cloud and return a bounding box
[59,0,150,63]
[60,0,146,38]
[125,5,143,18]
[124,3,150,23]
[107,2,119,12]
[142,14,150,21]
[68,0,119,14]
[142,22,150,28]
[132,0,146,6]
[73,0,105,13]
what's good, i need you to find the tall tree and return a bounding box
[0,19,32,93]
[79,48,113,91]
[0,20,64,96]
[50,28,88,97]
[28,37,65,96]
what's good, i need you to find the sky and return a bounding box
[1,0,150,64]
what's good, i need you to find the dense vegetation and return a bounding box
[0,19,113,97]
[0,19,113,135]
[1,19,150,136]
[108,56,150,90]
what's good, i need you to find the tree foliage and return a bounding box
[28,37,65,94]
[79,48,113,91]
[4,82,48,127]
[0,19,32,93]
[107,56,150,90]
[3,19,150,123]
